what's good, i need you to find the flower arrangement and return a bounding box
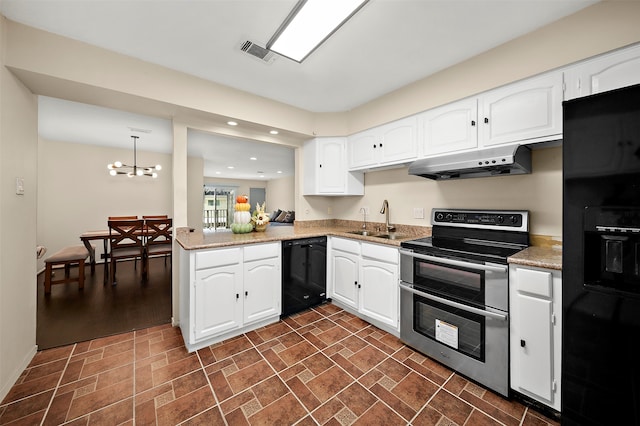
[251,202,270,231]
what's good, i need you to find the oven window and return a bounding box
[413,295,485,361]
[416,260,484,305]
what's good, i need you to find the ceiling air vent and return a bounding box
[240,40,276,64]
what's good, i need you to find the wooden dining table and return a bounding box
[80,227,159,282]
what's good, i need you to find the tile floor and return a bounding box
[0,304,559,425]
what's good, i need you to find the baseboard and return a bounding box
[0,344,37,402]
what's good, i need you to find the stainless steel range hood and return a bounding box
[408,145,531,180]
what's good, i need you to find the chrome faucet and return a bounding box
[359,207,367,229]
[380,200,396,233]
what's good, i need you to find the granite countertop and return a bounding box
[175,223,430,251]
[508,246,562,270]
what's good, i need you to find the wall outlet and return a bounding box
[327,206,333,215]
[413,207,425,219]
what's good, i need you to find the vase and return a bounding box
[254,223,268,232]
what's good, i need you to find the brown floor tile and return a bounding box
[5,303,559,426]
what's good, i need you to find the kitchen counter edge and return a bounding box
[508,246,562,270]
[175,226,426,250]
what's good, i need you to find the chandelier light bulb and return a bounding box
[107,136,159,178]
[155,164,162,171]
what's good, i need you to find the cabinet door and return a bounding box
[378,116,418,164]
[565,45,640,100]
[423,98,478,155]
[244,257,281,324]
[514,292,553,401]
[317,138,346,194]
[348,129,379,169]
[360,258,398,328]
[194,264,243,340]
[331,250,359,309]
[480,72,563,146]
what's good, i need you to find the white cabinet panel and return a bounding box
[348,116,418,170]
[509,264,562,411]
[303,137,364,196]
[360,258,398,328]
[565,44,640,100]
[194,265,243,340]
[331,250,360,309]
[423,98,478,155]
[244,257,281,324]
[480,72,563,147]
[515,293,553,401]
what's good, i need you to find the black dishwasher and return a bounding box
[281,236,327,317]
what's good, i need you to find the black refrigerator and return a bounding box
[563,84,640,425]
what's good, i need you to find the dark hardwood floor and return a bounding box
[36,256,172,350]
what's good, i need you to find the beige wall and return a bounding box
[332,146,562,238]
[187,156,204,233]
[0,17,38,400]
[37,139,173,269]
[265,175,295,213]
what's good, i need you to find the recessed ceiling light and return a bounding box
[215,171,221,174]
[227,166,235,169]
[227,121,238,126]
[277,170,283,174]
[250,157,257,160]
[260,175,265,178]
[270,130,279,135]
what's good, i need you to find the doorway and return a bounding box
[249,187,266,214]
[203,186,235,230]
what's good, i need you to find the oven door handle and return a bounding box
[399,249,507,273]
[399,282,508,321]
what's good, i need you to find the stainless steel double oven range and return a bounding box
[400,209,529,396]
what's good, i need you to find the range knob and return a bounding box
[445,213,453,221]
[497,215,505,224]
[436,212,444,221]
[510,215,518,224]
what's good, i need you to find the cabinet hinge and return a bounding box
[551,313,556,325]
[552,380,557,392]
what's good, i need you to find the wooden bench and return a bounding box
[44,245,92,294]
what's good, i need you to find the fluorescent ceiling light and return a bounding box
[268,0,368,63]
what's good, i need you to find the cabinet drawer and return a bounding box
[332,237,361,255]
[195,247,241,270]
[515,267,552,298]
[244,242,280,262]
[361,242,398,264]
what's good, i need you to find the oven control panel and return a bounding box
[432,209,528,231]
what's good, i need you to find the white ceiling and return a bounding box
[2,0,598,179]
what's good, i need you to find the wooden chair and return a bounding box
[144,218,173,270]
[142,215,168,219]
[108,215,138,220]
[108,219,145,285]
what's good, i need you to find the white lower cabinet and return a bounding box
[179,242,281,352]
[509,264,562,411]
[330,238,399,334]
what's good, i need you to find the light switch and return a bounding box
[413,207,424,219]
[15,177,24,195]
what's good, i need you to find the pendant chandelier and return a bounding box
[108,135,161,178]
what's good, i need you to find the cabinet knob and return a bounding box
[373,144,377,148]
[319,164,322,168]
[379,143,383,147]
[245,291,248,297]
[354,281,358,286]
[471,120,476,126]
[484,117,489,124]
[520,339,526,348]
[236,294,239,300]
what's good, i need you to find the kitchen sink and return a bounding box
[347,230,379,236]
[373,233,407,240]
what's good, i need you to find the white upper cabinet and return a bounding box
[565,44,640,100]
[421,72,563,156]
[422,98,479,155]
[303,137,364,196]
[348,116,418,170]
[479,72,563,147]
